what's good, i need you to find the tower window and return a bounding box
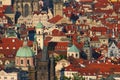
[76,54,78,57]
[27,60,30,65]
[39,31,40,34]
[21,60,23,64]
[23,4,29,17]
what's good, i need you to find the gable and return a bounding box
[109,42,118,49]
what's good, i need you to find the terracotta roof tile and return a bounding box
[48,15,63,24]
[65,59,120,76]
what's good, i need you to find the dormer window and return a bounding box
[112,47,115,48]
[6,47,9,49]
[0,47,3,49]
[12,39,15,42]
[13,47,15,49]
[5,60,10,65]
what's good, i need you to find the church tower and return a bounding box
[35,22,44,50]
[53,0,63,16]
[83,37,91,60]
[36,31,55,80]
[36,46,49,80]
[14,0,40,17]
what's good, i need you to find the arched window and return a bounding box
[23,4,29,17]
[27,60,29,65]
[76,54,78,57]
[5,60,10,65]
[21,60,23,64]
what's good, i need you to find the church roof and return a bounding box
[16,46,34,57]
[36,22,44,28]
[16,41,34,57]
[68,45,79,52]
[48,15,63,24]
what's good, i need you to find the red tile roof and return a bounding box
[79,0,93,2]
[91,27,107,32]
[90,36,99,41]
[52,29,65,36]
[0,38,33,50]
[65,59,120,76]
[48,15,63,24]
[54,42,69,51]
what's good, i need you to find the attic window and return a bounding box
[5,60,10,65]
[13,47,15,49]
[12,39,15,42]
[112,47,115,48]
[6,47,9,49]
[0,47,3,49]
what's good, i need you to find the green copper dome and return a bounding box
[16,46,34,57]
[68,45,79,52]
[16,24,21,27]
[36,22,43,28]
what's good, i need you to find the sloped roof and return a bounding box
[48,15,63,24]
[16,46,34,57]
[68,44,79,52]
[65,59,120,76]
[36,22,43,28]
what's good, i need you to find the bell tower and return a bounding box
[14,0,40,17]
[53,0,63,16]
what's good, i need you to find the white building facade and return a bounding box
[0,70,18,80]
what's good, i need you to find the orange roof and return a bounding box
[90,36,99,41]
[52,29,65,36]
[65,60,120,76]
[48,15,63,24]
[0,38,33,50]
[91,27,107,32]
[79,0,93,2]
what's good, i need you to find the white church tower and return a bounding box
[35,22,44,50]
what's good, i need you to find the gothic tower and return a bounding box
[14,0,40,17]
[50,55,55,80]
[83,38,91,60]
[36,31,55,80]
[36,46,49,80]
[53,0,63,16]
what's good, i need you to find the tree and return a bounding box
[54,55,67,64]
[100,77,106,80]
[73,73,85,80]
[62,76,71,80]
